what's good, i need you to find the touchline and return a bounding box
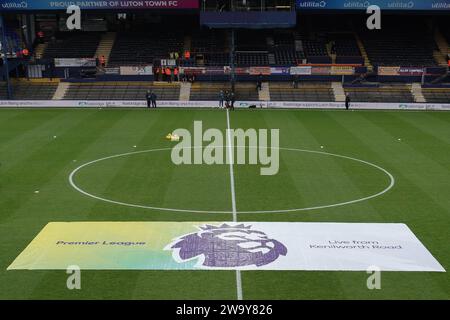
[171,121,280,176]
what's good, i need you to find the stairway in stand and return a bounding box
[95,32,117,67]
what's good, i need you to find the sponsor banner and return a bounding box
[120,65,153,76]
[378,66,400,76]
[235,67,250,75]
[398,67,425,76]
[1,100,450,110]
[311,66,331,75]
[204,67,227,75]
[331,65,355,75]
[104,67,120,75]
[249,66,271,76]
[378,66,425,76]
[267,101,342,109]
[54,58,96,68]
[270,67,290,75]
[180,67,206,75]
[290,66,312,75]
[296,0,450,11]
[8,222,445,271]
[1,0,199,11]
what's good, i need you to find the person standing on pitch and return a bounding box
[345,93,351,110]
[219,90,224,108]
[256,73,263,91]
[224,90,230,109]
[146,90,152,108]
[230,91,236,110]
[151,92,157,108]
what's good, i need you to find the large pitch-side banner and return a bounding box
[8,222,445,271]
[0,0,199,10]
[296,0,450,10]
[1,100,450,111]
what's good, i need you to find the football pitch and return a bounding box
[0,107,449,299]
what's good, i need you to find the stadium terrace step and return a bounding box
[434,28,450,66]
[411,83,426,103]
[53,82,70,100]
[179,82,191,101]
[258,82,270,101]
[353,32,371,68]
[433,50,448,67]
[95,32,117,67]
[332,82,346,102]
[34,43,48,60]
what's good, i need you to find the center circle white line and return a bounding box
[68,146,395,214]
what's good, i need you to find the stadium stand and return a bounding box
[439,20,450,45]
[359,18,437,67]
[270,32,305,66]
[108,31,184,67]
[201,52,230,66]
[269,82,335,102]
[331,33,364,65]
[1,14,449,104]
[3,27,22,57]
[42,32,101,59]
[422,88,450,103]
[234,30,270,67]
[344,84,415,103]
[190,82,258,101]
[0,81,58,100]
[189,30,229,66]
[301,39,330,64]
[63,82,180,100]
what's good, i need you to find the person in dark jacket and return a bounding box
[345,94,351,110]
[256,73,263,91]
[151,92,157,108]
[146,90,152,108]
[224,90,230,109]
[219,90,225,108]
[230,92,236,110]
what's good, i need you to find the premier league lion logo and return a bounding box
[165,224,287,268]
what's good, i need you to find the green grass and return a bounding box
[0,107,449,299]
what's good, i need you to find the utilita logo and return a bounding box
[165,224,288,268]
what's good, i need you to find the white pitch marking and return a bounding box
[226,109,243,301]
[68,147,395,214]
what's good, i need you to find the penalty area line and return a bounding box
[226,109,243,301]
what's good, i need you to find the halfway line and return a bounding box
[226,109,243,301]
